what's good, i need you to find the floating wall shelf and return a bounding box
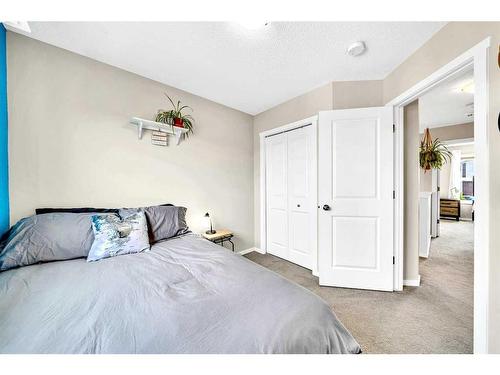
[129,117,188,145]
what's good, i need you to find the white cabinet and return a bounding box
[419,192,432,258]
[265,126,315,270]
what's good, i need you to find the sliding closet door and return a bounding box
[265,126,315,270]
[287,126,315,270]
[265,133,288,259]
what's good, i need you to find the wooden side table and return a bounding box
[202,229,235,251]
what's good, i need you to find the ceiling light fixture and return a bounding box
[238,21,268,30]
[346,41,366,57]
[3,21,31,33]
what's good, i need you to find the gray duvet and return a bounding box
[0,234,360,354]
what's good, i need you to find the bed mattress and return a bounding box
[0,234,360,354]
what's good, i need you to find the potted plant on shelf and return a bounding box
[155,93,194,136]
[419,128,452,172]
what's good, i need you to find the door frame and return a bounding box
[387,37,490,353]
[259,115,319,275]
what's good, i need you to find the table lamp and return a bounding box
[204,212,216,234]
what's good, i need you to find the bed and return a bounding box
[0,233,360,354]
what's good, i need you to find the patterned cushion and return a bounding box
[87,212,150,262]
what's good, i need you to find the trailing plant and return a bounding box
[419,128,452,172]
[155,93,194,136]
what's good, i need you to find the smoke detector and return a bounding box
[347,41,366,57]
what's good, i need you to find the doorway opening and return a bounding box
[389,37,490,353]
[415,67,475,352]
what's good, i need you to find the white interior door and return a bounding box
[318,107,394,291]
[265,125,315,270]
[265,133,288,259]
[287,126,315,270]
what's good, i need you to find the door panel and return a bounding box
[265,133,288,259]
[267,210,288,257]
[318,107,393,291]
[332,216,379,269]
[287,126,315,269]
[290,211,309,254]
[288,134,308,197]
[333,118,378,199]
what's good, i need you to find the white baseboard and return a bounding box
[253,247,265,254]
[238,247,266,256]
[237,248,255,256]
[419,239,431,258]
[403,275,421,287]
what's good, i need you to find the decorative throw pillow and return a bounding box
[0,212,110,271]
[87,212,150,262]
[119,205,189,244]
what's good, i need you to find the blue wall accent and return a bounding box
[0,24,9,235]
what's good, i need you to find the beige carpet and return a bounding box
[245,220,473,354]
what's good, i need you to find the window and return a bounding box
[460,158,474,199]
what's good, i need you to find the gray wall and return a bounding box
[425,122,474,141]
[7,32,255,250]
[332,80,383,109]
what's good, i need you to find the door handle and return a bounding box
[322,204,331,211]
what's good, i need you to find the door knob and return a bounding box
[322,204,331,211]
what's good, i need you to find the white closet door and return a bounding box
[287,126,315,270]
[318,107,394,291]
[265,133,288,259]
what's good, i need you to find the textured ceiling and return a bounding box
[419,68,474,131]
[12,22,446,115]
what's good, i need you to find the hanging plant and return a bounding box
[419,128,452,173]
[155,93,194,136]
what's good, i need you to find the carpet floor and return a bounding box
[244,220,473,354]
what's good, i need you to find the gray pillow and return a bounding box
[119,205,189,243]
[0,212,112,271]
[87,211,150,262]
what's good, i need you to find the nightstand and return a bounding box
[202,229,234,251]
